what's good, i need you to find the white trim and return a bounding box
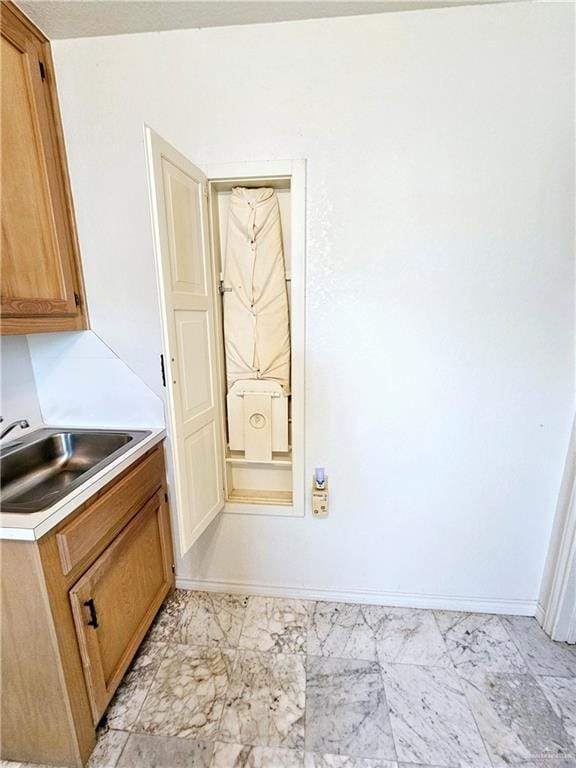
[224,502,302,518]
[544,492,576,640]
[201,159,307,519]
[567,599,576,644]
[201,159,303,181]
[175,576,537,616]
[539,415,576,643]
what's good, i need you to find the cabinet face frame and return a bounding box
[69,490,173,724]
[0,0,88,335]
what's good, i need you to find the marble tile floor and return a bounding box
[4,591,576,768]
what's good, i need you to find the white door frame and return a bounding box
[539,416,576,643]
[202,159,307,519]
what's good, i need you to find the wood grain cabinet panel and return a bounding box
[57,447,164,576]
[69,490,173,724]
[0,1,87,334]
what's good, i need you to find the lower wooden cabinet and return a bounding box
[0,442,174,767]
[70,489,173,723]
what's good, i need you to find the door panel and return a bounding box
[165,163,207,294]
[176,311,214,419]
[145,129,225,556]
[69,491,172,723]
[184,420,221,523]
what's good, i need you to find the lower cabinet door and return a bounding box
[69,490,173,723]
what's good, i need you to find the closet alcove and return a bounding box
[147,133,306,556]
[205,161,305,518]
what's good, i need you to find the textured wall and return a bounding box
[0,337,43,431]
[27,331,164,428]
[52,2,575,611]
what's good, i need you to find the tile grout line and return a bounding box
[379,609,492,768]
[122,640,170,739]
[430,608,457,671]
[233,594,310,753]
[301,600,309,757]
[502,616,576,678]
[531,674,576,760]
[374,657,400,765]
[213,592,253,745]
[431,611,512,768]
[306,651,458,670]
[496,615,538,675]
[448,660,497,768]
[306,602,401,764]
[303,599,317,755]
[114,590,187,745]
[107,729,130,768]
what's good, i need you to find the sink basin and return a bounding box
[1,428,151,514]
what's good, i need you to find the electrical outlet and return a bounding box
[312,484,329,517]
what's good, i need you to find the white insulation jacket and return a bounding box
[223,187,291,392]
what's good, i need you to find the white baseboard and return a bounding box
[175,576,537,616]
[535,601,546,625]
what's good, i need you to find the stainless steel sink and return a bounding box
[1,428,151,514]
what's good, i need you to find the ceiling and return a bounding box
[16,0,515,40]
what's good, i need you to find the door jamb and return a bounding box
[539,416,576,643]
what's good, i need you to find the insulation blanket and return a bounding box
[223,187,291,392]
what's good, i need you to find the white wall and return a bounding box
[27,331,164,428]
[51,2,575,612]
[0,331,163,434]
[0,337,43,431]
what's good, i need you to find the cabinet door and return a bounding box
[1,2,86,333]
[69,490,173,723]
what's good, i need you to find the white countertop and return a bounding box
[0,426,166,541]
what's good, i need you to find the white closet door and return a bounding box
[145,128,224,556]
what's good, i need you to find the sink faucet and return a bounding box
[0,418,30,441]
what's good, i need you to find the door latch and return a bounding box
[218,280,232,295]
[218,271,232,295]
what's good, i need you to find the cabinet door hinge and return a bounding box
[160,354,166,387]
[164,491,168,503]
[39,61,46,81]
[74,291,80,307]
[171,564,175,574]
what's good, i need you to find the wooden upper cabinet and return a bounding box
[1,1,87,334]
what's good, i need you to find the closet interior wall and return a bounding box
[208,176,293,509]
